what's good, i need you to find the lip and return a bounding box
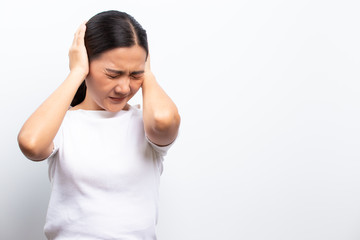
[109,96,127,102]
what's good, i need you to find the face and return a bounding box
[84,45,147,112]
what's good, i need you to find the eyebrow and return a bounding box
[105,68,145,75]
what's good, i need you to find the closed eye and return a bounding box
[106,74,119,79]
[105,69,144,80]
[130,74,144,80]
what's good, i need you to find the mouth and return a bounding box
[109,96,127,102]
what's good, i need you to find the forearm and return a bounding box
[18,71,85,160]
[142,72,180,146]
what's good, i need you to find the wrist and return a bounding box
[69,69,88,81]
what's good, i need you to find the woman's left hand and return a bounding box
[141,54,181,146]
[144,54,152,75]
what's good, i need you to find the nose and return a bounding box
[114,77,131,95]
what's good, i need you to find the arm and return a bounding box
[17,23,89,161]
[142,57,181,146]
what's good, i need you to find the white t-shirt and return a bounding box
[44,105,173,240]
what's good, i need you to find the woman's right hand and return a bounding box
[18,22,91,161]
[69,22,89,78]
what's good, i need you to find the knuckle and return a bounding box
[69,47,79,54]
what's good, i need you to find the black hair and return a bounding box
[71,10,148,107]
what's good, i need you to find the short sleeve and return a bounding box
[46,125,63,182]
[145,134,178,175]
[46,140,59,160]
[145,135,177,157]
[46,127,62,160]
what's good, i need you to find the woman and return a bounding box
[17,10,180,239]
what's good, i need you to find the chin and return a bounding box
[105,103,129,112]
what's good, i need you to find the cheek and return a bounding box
[87,70,107,88]
[130,80,143,93]
[86,76,109,99]
[87,64,107,88]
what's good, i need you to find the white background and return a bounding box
[1,0,360,239]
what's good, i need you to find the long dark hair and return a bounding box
[71,10,149,107]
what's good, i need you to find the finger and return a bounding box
[145,54,151,71]
[71,27,80,46]
[71,31,77,46]
[72,22,86,46]
[76,22,86,46]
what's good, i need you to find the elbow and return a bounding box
[17,132,48,161]
[144,107,181,146]
[152,109,181,133]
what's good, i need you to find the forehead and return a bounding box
[91,45,147,70]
